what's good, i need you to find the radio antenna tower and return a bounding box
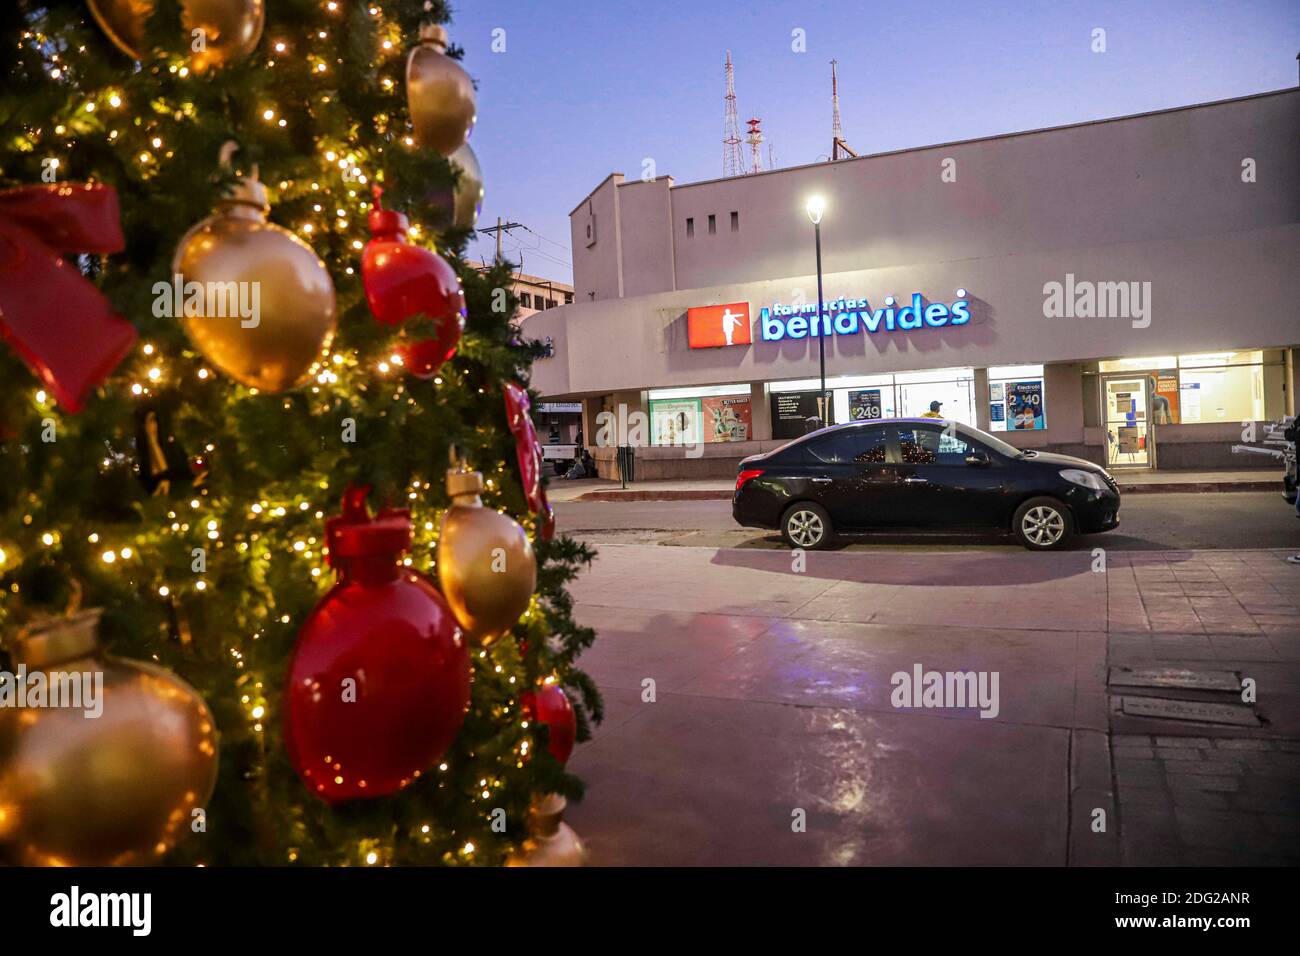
[831,59,858,159]
[723,50,745,177]
[745,118,764,174]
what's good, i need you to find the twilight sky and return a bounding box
[450,0,1299,284]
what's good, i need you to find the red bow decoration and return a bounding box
[503,380,555,541]
[0,183,137,412]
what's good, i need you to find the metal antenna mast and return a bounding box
[831,59,857,159]
[745,118,764,174]
[723,50,744,177]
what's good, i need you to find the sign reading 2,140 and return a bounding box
[759,293,970,342]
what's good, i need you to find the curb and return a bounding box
[576,482,1282,502]
[1117,481,1278,494]
[579,489,733,502]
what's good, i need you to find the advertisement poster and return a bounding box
[770,391,823,439]
[990,402,1006,425]
[1007,380,1045,430]
[847,388,883,421]
[989,383,1005,402]
[1154,370,1180,424]
[649,398,702,446]
[702,396,752,442]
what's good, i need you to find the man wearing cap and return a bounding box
[921,400,944,419]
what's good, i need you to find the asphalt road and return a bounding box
[555,492,1299,552]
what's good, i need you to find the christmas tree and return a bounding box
[0,0,600,866]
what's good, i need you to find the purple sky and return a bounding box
[450,0,1299,284]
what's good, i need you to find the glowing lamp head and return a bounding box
[805,195,826,225]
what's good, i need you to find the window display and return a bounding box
[649,398,701,446]
[649,384,751,445]
[988,365,1046,431]
[1095,351,1271,425]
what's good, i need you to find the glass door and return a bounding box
[1103,376,1155,468]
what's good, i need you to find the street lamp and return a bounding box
[805,196,828,427]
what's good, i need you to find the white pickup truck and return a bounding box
[541,443,578,476]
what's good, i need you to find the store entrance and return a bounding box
[1102,375,1156,468]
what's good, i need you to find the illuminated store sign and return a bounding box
[760,293,970,342]
[687,292,970,348]
[687,302,753,348]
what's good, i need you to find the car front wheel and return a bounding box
[781,502,833,550]
[1012,497,1074,551]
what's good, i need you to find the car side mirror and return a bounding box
[965,450,990,467]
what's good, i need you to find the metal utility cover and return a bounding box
[1108,666,1242,692]
[1119,696,1260,727]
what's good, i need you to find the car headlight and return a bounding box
[1060,468,1108,492]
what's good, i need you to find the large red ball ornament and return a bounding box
[284,486,470,804]
[361,192,465,378]
[521,684,576,765]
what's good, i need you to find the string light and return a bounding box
[16,3,574,867]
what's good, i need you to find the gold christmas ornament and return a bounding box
[173,168,337,393]
[406,23,477,157]
[431,141,483,231]
[0,610,219,866]
[505,794,588,867]
[437,460,536,645]
[87,0,264,72]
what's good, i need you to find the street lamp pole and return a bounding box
[806,196,828,426]
[813,219,826,425]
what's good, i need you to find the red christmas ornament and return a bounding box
[284,486,471,804]
[361,188,465,378]
[503,381,555,540]
[0,183,137,412]
[521,684,576,765]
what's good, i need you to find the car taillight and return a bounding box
[735,468,765,491]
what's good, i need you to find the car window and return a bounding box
[897,426,974,465]
[806,426,890,464]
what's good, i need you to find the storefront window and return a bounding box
[1096,350,1269,425]
[893,367,975,424]
[1177,355,1265,423]
[766,369,974,437]
[988,364,1047,431]
[648,384,752,445]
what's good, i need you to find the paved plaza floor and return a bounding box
[563,543,1300,865]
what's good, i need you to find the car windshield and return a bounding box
[954,423,1023,458]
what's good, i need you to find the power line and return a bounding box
[478,217,524,260]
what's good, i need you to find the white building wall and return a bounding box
[528,224,1298,397]
[571,88,1298,299]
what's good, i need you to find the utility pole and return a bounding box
[479,216,523,261]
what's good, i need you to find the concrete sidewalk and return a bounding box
[551,469,1285,502]
[565,543,1300,866]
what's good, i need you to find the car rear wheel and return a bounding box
[1012,497,1073,551]
[781,503,833,550]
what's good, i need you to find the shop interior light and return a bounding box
[805,195,826,225]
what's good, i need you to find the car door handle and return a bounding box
[810,476,833,483]
[902,477,928,484]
